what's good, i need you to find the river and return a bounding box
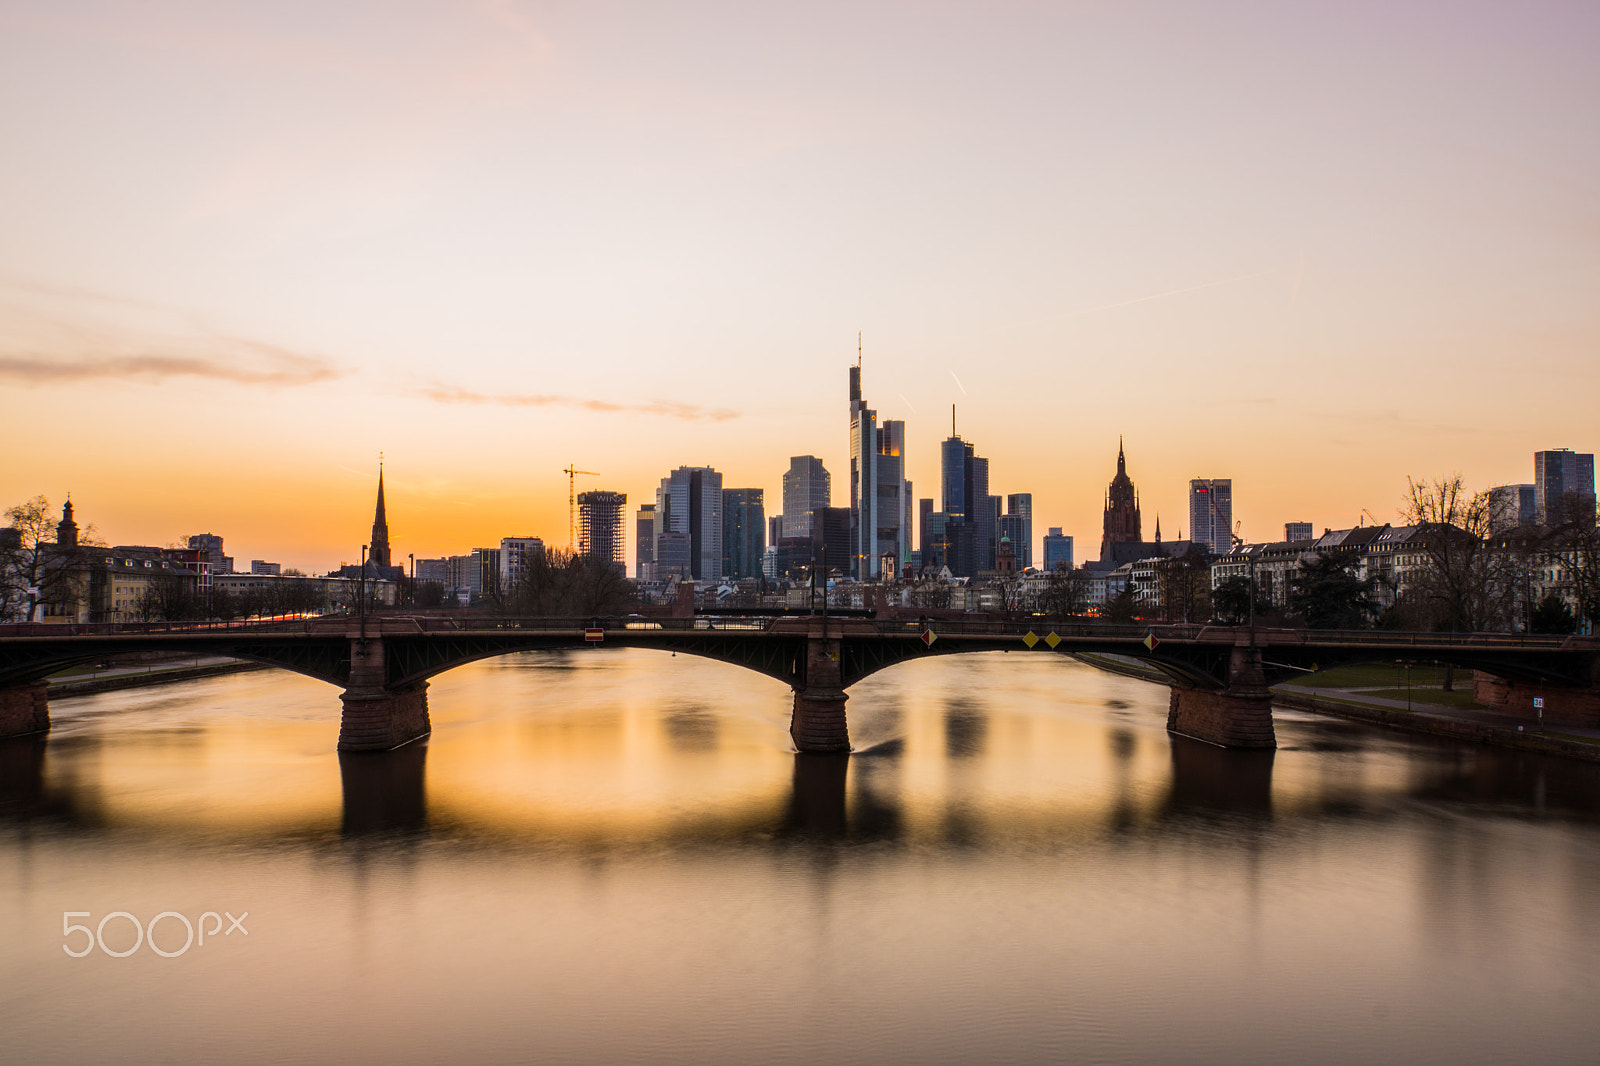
[3,650,1599,1065]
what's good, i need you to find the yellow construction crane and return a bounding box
[563,465,599,550]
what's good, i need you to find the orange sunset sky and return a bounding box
[3,1,1597,573]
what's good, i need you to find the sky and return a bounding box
[3,0,1597,573]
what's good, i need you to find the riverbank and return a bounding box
[1074,652,1600,764]
[48,659,268,698]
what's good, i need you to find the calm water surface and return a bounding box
[3,650,1599,1065]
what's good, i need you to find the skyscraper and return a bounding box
[999,493,1033,569]
[781,457,830,539]
[938,413,992,577]
[721,488,765,580]
[1534,449,1596,525]
[1284,522,1314,542]
[656,467,723,581]
[1100,439,1141,561]
[1486,486,1536,533]
[848,353,908,580]
[1189,479,1233,555]
[578,491,627,573]
[635,504,656,579]
[1042,528,1074,569]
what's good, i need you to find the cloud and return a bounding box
[417,385,738,422]
[0,348,339,386]
[0,277,344,387]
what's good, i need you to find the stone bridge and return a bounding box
[1,616,1594,752]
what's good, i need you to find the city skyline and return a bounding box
[3,3,1598,569]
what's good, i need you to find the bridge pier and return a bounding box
[0,682,49,740]
[1167,647,1276,749]
[1472,672,1600,727]
[337,638,432,752]
[790,633,850,753]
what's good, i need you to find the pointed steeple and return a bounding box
[1117,436,1125,476]
[1154,514,1162,543]
[369,457,391,568]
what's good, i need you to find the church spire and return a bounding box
[369,456,391,568]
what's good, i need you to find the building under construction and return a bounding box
[578,490,628,573]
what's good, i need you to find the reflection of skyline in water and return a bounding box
[5,651,1600,1065]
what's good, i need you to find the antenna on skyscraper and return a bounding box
[857,331,862,368]
[952,404,956,437]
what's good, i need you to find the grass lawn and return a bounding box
[1278,662,1462,689]
[1362,687,1485,710]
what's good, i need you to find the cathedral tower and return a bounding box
[369,461,391,568]
[1100,439,1141,561]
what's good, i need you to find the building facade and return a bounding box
[1534,449,1595,525]
[721,488,766,580]
[578,491,627,572]
[1042,528,1074,570]
[1188,478,1233,555]
[656,466,723,581]
[781,456,831,539]
[848,361,908,580]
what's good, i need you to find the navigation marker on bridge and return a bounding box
[585,628,604,642]
[1143,633,1160,652]
[1023,631,1040,648]
[1045,632,1062,649]
[921,629,938,647]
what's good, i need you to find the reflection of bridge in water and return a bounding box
[1,616,1596,752]
[8,728,1600,845]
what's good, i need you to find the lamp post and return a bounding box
[409,553,415,611]
[1229,530,1257,650]
[359,544,368,643]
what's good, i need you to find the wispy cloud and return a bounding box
[0,348,338,386]
[416,385,738,422]
[0,277,343,387]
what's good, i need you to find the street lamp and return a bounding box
[1229,530,1257,649]
[359,544,368,643]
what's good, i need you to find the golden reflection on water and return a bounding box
[8,649,1600,1066]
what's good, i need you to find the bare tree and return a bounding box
[1036,564,1089,620]
[1399,475,1515,632]
[1542,493,1600,631]
[2,496,99,622]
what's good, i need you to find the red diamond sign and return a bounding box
[921,629,938,647]
[1143,633,1159,651]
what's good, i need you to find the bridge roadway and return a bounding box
[1,615,1595,752]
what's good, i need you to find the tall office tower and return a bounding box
[1042,528,1074,569]
[721,488,765,579]
[654,532,691,580]
[1284,522,1313,542]
[578,491,627,573]
[635,504,656,579]
[938,414,992,577]
[1486,486,1537,533]
[782,456,831,538]
[1188,479,1234,555]
[500,537,545,592]
[186,533,233,575]
[848,355,908,580]
[1005,494,1033,569]
[768,515,783,547]
[1100,439,1142,560]
[1534,449,1596,524]
[369,461,391,567]
[814,506,852,574]
[656,467,723,581]
[918,498,935,559]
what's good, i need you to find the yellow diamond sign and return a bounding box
[1044,631,1061,649]
[1022,631,1040,648]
